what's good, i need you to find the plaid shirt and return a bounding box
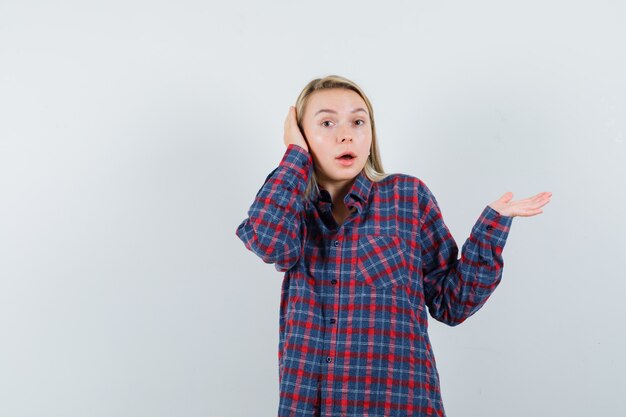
[236,144,513,417]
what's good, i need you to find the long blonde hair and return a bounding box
[294,75,390,200]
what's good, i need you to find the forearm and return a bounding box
[235,144,311,272]
[423,203,513,326]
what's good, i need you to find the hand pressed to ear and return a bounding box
[488,191,552,218]
[283,106,309,153]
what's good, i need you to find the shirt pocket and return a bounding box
[356,234,408,290]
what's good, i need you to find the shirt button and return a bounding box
[333,240,340,247]
[330,318,336,324]
[326,356,333,363]
[331,279,338,285]
[486,225,494,231]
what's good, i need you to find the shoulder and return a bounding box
[374,172,432,199]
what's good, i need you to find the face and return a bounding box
[301,88,372,190]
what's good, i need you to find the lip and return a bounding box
[336,151,357,159]
[335,151,356,167]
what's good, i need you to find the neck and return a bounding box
[318,177,355,208]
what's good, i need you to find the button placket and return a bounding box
[325,236,342,368]
[331,238,341,283]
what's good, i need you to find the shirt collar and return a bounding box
[312,170,373,214]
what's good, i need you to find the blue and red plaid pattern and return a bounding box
[236,144,513,417]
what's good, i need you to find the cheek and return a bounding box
[308,127,332,143]
[360,135,372,151]
[307,133,332,150]
[307,141,330,161]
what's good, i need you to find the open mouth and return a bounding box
[336,151,357,160]
[336,151,357,166]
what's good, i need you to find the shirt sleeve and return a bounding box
[418,181,514,326]
[235,144,311,272]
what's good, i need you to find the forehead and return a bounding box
[307,88,367,113]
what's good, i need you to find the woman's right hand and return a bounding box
[283,106,309,153]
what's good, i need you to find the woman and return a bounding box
[235,75,552,417]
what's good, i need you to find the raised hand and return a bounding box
[488,191,552,218]
[283,106,309,153]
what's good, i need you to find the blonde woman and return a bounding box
[236,75,552,416]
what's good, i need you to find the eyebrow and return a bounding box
[314,107,368,116]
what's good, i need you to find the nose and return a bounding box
[336,126,353,142]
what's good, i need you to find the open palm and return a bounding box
[489,191,552,218]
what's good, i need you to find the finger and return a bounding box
[521,192,549,202]
[508,193,551,213]
[532,191,552,200]
[510,198,548,212]
[530,193,552,206]
[285,107,292,125]
[521,198,551,210]
[290,106,298,123]
[524,193,545,201]
[526,193,546,202]
[535,199,551,209]
[498,192,514,203]
[513,197,534,204]
[516,194,548,207]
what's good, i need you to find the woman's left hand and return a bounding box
[489,191,552,218]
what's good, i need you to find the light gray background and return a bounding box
[1,1,624,416]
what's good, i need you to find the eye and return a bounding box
[322,120,333,127]
[355,119,366,126]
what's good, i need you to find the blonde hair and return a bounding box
[294,74,390,201]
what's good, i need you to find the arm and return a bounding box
[235,144,311,272]
[418,181,514,326]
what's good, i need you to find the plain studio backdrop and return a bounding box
[1,1,625,416]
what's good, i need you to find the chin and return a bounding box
[336,170,361,181]
[319,163,363,182]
